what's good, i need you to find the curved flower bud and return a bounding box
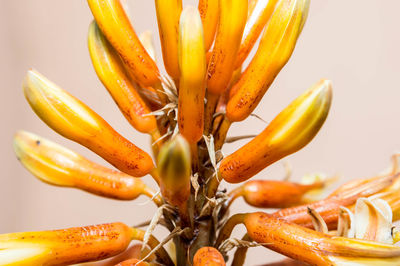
[155,0,182,80]
[243,212,400,265]
[207,0,248,95]
[23,70,154,177]
[87,0,159,87]
[227,0,310,122]
[178,6,207,143]
[198,0,219,51]
[193,247,226,266]
[13,131,161,204]
[235,0,280,67]
[0,223,133,265]
[220,79,332,183]
[228,179,324,209]
[157,135,191,207]
[88,21,157,134]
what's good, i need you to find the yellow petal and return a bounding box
[354,198,393,244]
[178,6,207,143]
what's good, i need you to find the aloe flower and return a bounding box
[2,0,399,265]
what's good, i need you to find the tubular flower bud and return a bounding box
[13,131,160,203]
[155,0,182,80]
[23,70,154,177]
[87,0,159,87]
[198,0,219,51]
[88,21,157,134]
[0,223,134,266]
[227,0,310,122]
[235,0,280,67]
[220,79,332,183]
[157,135,191,206]
[193,247,226,266]
[207,0,248,95]
[243,212,400,265]
[273,172,400,229]
[228,179,324,209]
[178,6,207,143]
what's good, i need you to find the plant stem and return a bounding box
[215,213,246,248]
[190,142,199,173]
[214,116,231,151]
[232,234,252,266]
[150,129,162,157]
[130,227,174,266]
[206,173,220,198]
[142,186,163,207]
[204,92,220,135]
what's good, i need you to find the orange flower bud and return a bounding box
[0,223,133,265]
[13,131,161,204]
[220,79,332,183]
[227,0,310,122]
[88,21,157,134]
[23,70,154,177]
[87,0,159,87]
[207,0,248,95]
[193,247,225,266]
[244,212,400,265]
[229,179,323,208]
[155,0,182,80]
[235,0,280,67]
[198,0,219,51]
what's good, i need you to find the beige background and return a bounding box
[0,0,399,265]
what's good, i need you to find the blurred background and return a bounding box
[0,0,399,265]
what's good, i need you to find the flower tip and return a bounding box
[23,69,43,90]
[13,130,39,161]
[157,134,191,206]
[180,5,202,23]
[318,78,333,96]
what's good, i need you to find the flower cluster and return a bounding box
[2,0,400,265]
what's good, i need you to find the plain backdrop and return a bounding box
[0,1,399,265]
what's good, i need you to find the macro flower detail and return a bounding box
[2,0,399,265]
